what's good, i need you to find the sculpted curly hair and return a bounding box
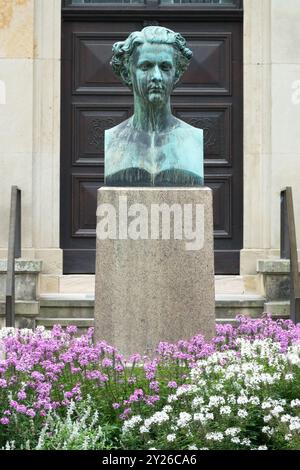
[110,26,193,89]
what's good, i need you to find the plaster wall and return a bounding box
[241,0,300,274]
[0,0,62,274]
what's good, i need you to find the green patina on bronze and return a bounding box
[105,26,204,187]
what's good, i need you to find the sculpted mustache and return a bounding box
[148,85,165,91]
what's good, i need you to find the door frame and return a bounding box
[60,0,243,274]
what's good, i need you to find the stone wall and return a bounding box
[0,0,62,274]
[241,0,300,274]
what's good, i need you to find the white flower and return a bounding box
[220,406,231,416]
[271,405,284,417]
[140,426,150,434]
[262,426,274,436]
[289,417,300,431]
[237,396,248,405]
[144,411,169,429]
[241,438,251,447]
[188,445,198,450]
[208,396,226,407]
[193,412,214,424]
[206,432,224,442]
[192,397,205,409]
[287,353,300,366]
[281,415,292,423]
[237,409,248,419]
[257,445,268,450]
[225,427,241,437]
[197,379,207,387]
[231,437,240,444]
[249,396,260,405]
[166,434,176,443]
[227,395,236,405]
[263,415,272,423]
[194,413,206,423]
[176,385,198,397]
[162,405,173,413]
[167,395,178,403]
[122,415,142,433]
[285,373,294,381]
[291,399,300,408]
[215,383,224,392]
[285,434,292,442]
[177,412,192,428]
[261,401,272,410]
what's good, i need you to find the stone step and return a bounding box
[39,293,267,320]
[36,317,94,328]
[264,301,290,318]
[36,317,239,333]
[0,300,39,329]
[215,294,265,318]
[40,294,94,319]
[36,294,293,333]
[40,274,260,296]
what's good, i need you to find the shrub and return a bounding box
[121,338,300,450]
[0,316,300,449]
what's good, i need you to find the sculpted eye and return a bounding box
[139,62,151,71]
[161,63,172,71]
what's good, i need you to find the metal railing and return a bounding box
[5,186,21,327]
[280,187,300,324]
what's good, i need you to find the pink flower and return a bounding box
[167,381,177,389]
[0,379,7,388]
[120,408,132,420]
[102,358,113,368]
[66,326,77,335]
[0,417,9,425]
[26,409,36,418]
[17,390,27,400]
[149,381,160,392]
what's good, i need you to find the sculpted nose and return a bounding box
[151,65,162,82]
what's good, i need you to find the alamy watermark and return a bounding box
[96,196,205,251]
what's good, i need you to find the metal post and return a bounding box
[281,187,300,324]
[280,190,289,259]
[5,186,21,327]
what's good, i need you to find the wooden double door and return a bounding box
[61,3,243,274]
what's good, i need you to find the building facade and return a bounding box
[0,0,300,301]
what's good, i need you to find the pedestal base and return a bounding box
[94,187,215,357]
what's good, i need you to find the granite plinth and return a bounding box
[94,187,215,357]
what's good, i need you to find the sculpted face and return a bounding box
[130,43,177,106]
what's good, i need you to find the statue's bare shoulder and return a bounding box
[173,117,203,140]
[105,118,132,137]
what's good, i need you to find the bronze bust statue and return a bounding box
[105,26,204,187]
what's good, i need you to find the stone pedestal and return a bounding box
[94,187,215,357]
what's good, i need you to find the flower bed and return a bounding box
[0,316,300,450]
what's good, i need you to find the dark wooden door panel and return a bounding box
[61,8,243,274]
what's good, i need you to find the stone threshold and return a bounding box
[40,274,260,296]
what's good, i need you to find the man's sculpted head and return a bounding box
[111,27,193,102]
